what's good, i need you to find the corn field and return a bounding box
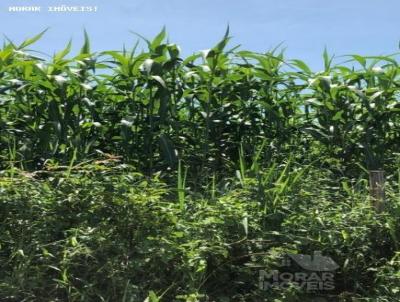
[1,28,399,176]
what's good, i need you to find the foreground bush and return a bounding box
[1,162,399,301]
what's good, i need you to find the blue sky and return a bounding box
[0,0,399,69]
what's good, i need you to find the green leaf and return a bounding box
[213,25,231,53]
[341,230,349,241]
[323,47,333,71]
[151,26,166,50]
[351,54,366,68]
[18,28,48,49]
[80,29,91,54]
[54,40,72,62]
[291,59,312,74]
[325,101,334,110]
[72,104,80,115]
[167,43,180,59]
[144,291,160,302]
[332,110,344,121]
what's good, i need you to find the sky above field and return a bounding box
[0,0,399,69]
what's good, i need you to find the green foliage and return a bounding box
[0,161,399,301]
[1,30,400,301]
[1,30,399,179]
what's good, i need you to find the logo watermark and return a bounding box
[259,251,339,292]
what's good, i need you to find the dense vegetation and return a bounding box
[1,29,400,301]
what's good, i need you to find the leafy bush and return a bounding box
[0,161,399,301]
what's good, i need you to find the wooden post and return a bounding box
[369,170,385,212]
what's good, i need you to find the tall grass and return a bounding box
[1,29,399,181]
